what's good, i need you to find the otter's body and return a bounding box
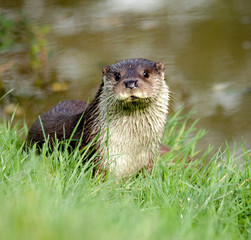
[26,58,169,178]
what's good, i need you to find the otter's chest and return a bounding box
[99,114,162,177]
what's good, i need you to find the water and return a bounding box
[0,0,251,150]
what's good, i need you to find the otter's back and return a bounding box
[26,100,87,148]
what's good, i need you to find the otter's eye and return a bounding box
[143,71,149,78]
[115,72,121,81]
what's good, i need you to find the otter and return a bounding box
[26,58,170,178]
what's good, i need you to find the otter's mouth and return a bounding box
[125,95,141,102]
[117,93,145,102]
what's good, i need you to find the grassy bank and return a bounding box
[0,112,250,240]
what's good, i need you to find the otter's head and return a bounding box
[102,58,166,111]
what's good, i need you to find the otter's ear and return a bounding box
[155,62,165,72]
[102,65,110,75]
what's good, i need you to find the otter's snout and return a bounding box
[124,80,139,89]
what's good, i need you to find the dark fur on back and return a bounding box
[26,100,87,149]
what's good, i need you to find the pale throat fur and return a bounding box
[89,59,170,178]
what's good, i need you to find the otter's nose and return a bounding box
[124,80,139,89]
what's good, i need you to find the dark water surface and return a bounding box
[1,0,251,150]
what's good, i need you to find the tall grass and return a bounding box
[0,112,250,240]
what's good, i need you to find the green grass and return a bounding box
[0,112,250,240]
